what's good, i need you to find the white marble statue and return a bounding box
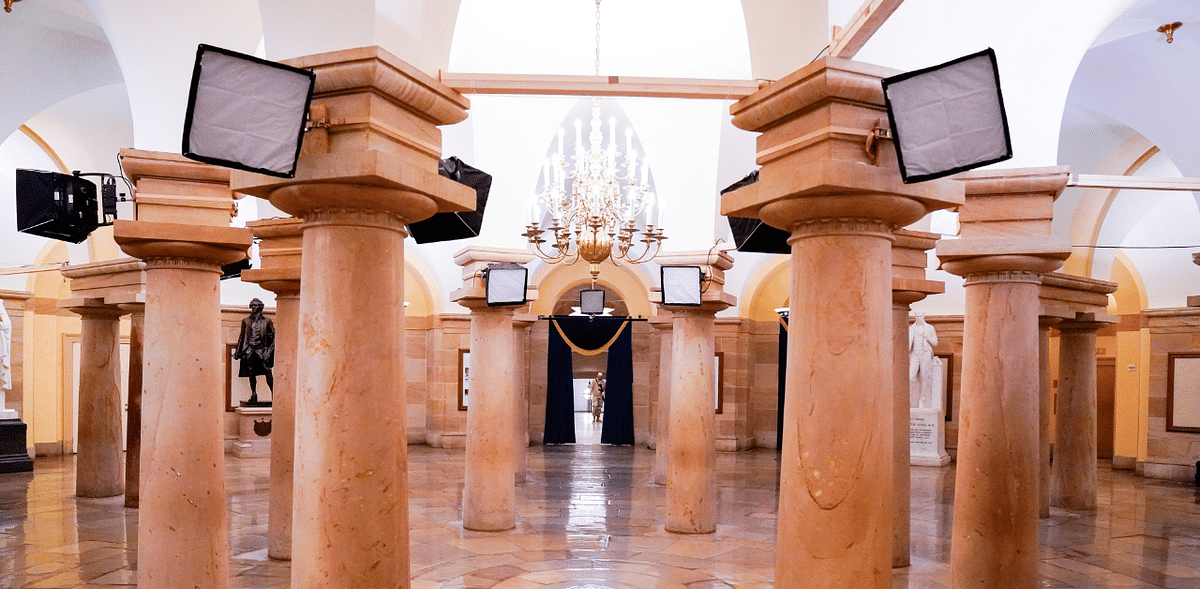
[909,310,939,410]
[0,303,15,419]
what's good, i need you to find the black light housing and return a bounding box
[15,169,114,243]
[661,266,702,306]
[881,48,1012,184]
[182,44,316,178]
[721,170,790,254]
[408,156,491,244]
[580,289,605,315]
[484,263,528,307]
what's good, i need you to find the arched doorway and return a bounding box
[543,284,636,445]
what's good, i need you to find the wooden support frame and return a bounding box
[440,72,760,100]
[830,0,907,58]
[1068,174,1200,191]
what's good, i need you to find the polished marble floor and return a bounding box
[1,435,1199,588]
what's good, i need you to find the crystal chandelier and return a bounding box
[523,0,665,285]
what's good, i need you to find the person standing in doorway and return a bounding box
[589,372,605,422]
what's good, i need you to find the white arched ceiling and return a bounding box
[857,0,1139,170]
[1115,189,1200,308]
[0,0,125,145]
[82,0,262,152]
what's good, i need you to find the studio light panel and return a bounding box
[486,264,528,306]
[661,266,702,306]
[580,289,606,315]
[882,48,1012,184]
[182,44,315,178]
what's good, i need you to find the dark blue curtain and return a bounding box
[777,319,787,450]
[601,326,635,445]
[543,324,576,444]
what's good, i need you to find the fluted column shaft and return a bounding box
[1052,322,1103,511]
[73,306,127,498]
[292,209,409,588]
[140,257,230,589]
[665,308,718,533]
[463,306,518,531]
[268,290,299,560]
[779,219,894,588]
[949,270,1044,589]
[123,306,143,508]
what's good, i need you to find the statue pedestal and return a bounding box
[0,419,33,473]
[0,408,16,420]
[910,408,951,466]
[232,406,272,459]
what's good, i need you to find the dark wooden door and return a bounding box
[1096,359,1116,459]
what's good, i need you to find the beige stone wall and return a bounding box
[715,319,754,452]
[425,314,470,448]
[1143,308,1200,480]
[749,320,781,449]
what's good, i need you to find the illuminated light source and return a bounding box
[882,48,1012,184]
[182,44,315,178]
[661,266,702,307]
[484,263,528,307]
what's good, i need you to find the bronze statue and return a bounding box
[234,298,274,405]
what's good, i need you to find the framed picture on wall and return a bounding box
[715,352,724,414]
[938,353,954,421]
[458,349,470,411]
[1167,353,1200,433]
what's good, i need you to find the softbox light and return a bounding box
[485,263,528,307]
[661,266,702,306]
[721,170,790,254]
[182,44,315,178]
[16,169,102,243]
[409,156,491,244]
[881,48,1012,184]
[580,289,606,315]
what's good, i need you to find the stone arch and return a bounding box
[403,253,441,317]
[529,259,653,318]
[740,255,789,322]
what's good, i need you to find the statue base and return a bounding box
[0,419,34,473]
[910,408,952,466]
[231,406,272,459]
[239,400,272,407]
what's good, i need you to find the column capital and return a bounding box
[61,258,147,307]
[59,298,128,320]
[892,229,943,303]
[1053,311,1118,333]
[450,247,538,309]
[243,217,303,296]
[119,149,238,227]
[114,220,252,267]
[230,47,474,221]
[722,58,963,230]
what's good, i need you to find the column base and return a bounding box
[910,408,952,466]
[0,419,34,473]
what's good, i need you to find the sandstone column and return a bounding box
[451,247,535,532]
[651,312,672,486]
[242,217,304,560]
[1038,316,1057,518]
[723,58,961,588]
[1052,315,1107,511]
[658,250,735,535]
[231,47,473,589]
[890,229,944,568]
[64,302,127,498]
[938,168,1073,589]
[123,304,144,509]
[114,149,253,589]
[513,316,535,484]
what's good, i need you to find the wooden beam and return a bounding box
[0,263,62,277]
[439,72,760,100]
[830,0,906,59]
[1068,174,1200,191]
